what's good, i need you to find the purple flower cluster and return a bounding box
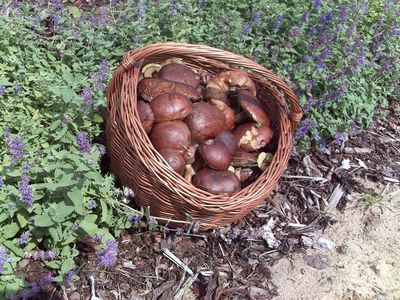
[19,163,33,208]
[81,87,93,106]
[38,272,54,289]
[274,15,283,31]
[242,11,261,34]
[62,114,72,127]
[91,6,110,27]
[335,131,347,145]
[28,249,57,261]
[97,239,118,267]
[7,135,24,164]
[15,84,20,98]
[64,270,75,286]
[0,246,11,272]
[90,59,110,92]
[0,85,5,95]
[295,118,317,138]
[19,230,31,246]
[137,0,146,22]
[128,214,141,225]
[312,0,322,10]
[87,199,97,209]
[76,131,91,154]
[170,0,178,14]
[97,145,106,156]
[0,176,4,188]
[132,34,141,45]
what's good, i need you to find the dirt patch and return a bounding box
[270,195,400,300]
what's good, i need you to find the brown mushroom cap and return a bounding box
[159,149,186,175]
[150,121,191,154]
[150,93,193,122]
[192,168,241,194]
[137,100,155,134]
[157,63,200,88]
[199,139,231,171]
[206,70,257,103]
[215,131,237,155]
[233,123,274,152]
[186,103,226,143]
[238,91,270,126]
[210,99,236,130]
[137,78,202,102]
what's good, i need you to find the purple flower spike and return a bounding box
[97,239,118,267]
[274,15,283,30]
[76,131,91,154]
[19,172,33,208]
[38,272,54,290]
[0,246,11,272]
[19,230,31,245]
[312,0,322,10]
[8,136,24,164]
[295,119,317,138]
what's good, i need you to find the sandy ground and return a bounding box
[270,194,400,300]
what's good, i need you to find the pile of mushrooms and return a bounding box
[137,59,274,195]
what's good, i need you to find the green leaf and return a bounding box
[61,258,76,273]
[79,214,98,235]
[0,212,8,223]
[57,172,79,188]
[2,240,24,257]
[49,86,75,103]
[2,223,20,239]
[48,226,61,243]
[62,67,74,85]
[0,78,13,86]
[45,260,61,269]
[100,199,109,224]
[68,6,81,19]
[67,189,84,215]
[34,213,54,227]
[16,212,28,228]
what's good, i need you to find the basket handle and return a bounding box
[121,42,303,130]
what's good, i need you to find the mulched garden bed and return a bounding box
[17,99,399,300]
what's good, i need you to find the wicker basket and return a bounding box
[106,42,302,231]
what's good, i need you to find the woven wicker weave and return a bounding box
[106,42,302,231]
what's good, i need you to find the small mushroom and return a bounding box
[186,103,226,143]
[233,123,274,152]
[235,167,254,182]
[150,121,191,154]
[214,131,237,155]
[231,150,258,167]
[137,100,155,134]
[150,93,193,122]
[157,63,200,88]
[238,91,270,126]
[199,139,231,171]
[192,168,241,194]
[159,149,186,175]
